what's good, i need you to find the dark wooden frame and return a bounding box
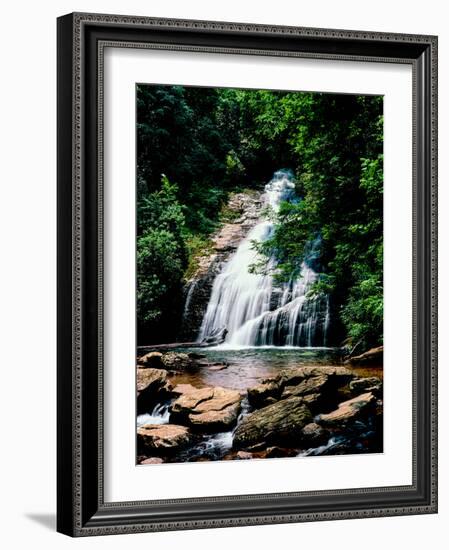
[57,12,438,537]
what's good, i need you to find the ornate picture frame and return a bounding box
[57,12,437,536]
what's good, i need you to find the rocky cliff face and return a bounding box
[179,191,264,341]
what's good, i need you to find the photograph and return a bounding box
[135,84,384,465]
[54,8,437,537]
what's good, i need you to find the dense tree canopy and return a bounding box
[136,85,383,348]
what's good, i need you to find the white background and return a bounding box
[0,0,446,548]
[104,49,413,501]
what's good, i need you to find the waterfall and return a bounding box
[197,170,330,347]
[137,403,170,426]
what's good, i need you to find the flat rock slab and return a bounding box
[233,396,313,451]
[171,386,215,413]
[137,424,193,455]
[319,392,376,425]
[171,386,242,432]
[188,402,241,431]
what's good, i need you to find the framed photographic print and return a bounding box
[57,12,438,536]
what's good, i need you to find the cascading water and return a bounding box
[137,403,170,427]
[197,170,330,347]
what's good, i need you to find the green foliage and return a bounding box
[136,84,384,347]
[246,93,384,347]
[136,177,187,341]
[137,85,236,235]
[341,270,383,345]
[137,229,185,322]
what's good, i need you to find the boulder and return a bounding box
[246,367,353,410]
[281,374,329,399]
[137,424,194,455]
[191,387,241,413]
[319,392,376,425]
[300,422,329,446]
[137,367,168,394]
[137,367,171,412]
[247,379,282,408]
[161,352,192,370]
[171,386,242,432]
[188,402,241,431]
[171,386,215,413]
[233,397,313,451]
[138,351,164,369]
[301,392,323,412]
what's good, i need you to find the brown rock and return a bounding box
[194,387,241,413]
[171,383,199,397]
[137,368,171,412]
[140,457,164,465]
[233,397,313,451]
[247,380,282,409]
[280,366,354,388]
[300,422,329,446]
[171,386,242,432]
[213,224,248,252]
[236,451,253,460]
[138,351,164,369]
[161,352,192,370]
[281,374,329,399]
[171,387,215,414]
[188,402,241,431]
[137,367,168,394]
[301,392,323,412]
[137,424,193,455]
[346,346,383,366]
[319,392,376,425]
